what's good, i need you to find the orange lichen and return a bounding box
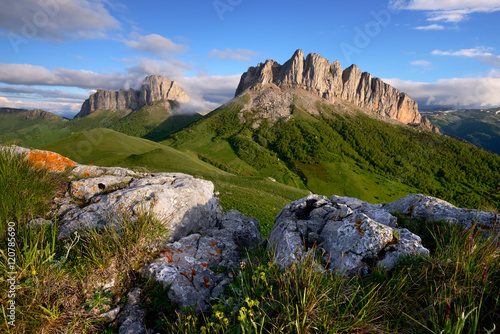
[25,150,76,173]
[201,263,208,268]
[203,277,210,288]
[191,269,196,275]
[354,218,365,236]
[209,241,218,248]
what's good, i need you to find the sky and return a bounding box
[1,0,500,118]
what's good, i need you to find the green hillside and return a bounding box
[41,128,309,236]
[1,103,202,148]
[424,108,500,155]
[167,97,500,211]
[0,108,71,147]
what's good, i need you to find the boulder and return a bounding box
[58,172,222,240]
[143,210,261,311]
[384,194,500,237]
[268,195,429,275]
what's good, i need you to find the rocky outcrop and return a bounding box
[267,194,429,276]
[75,75,189,118]
[384,194,500,238]
[58,172,221,240]
[144,210,261,311]
[268,192,499,275]
[236,49,438,132]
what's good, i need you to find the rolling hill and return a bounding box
[40,128,309,236]
[424,108,500,155]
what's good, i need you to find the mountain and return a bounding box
[236,49,439,133]
[0,76,200,146]
[166,51,499,211]
[75,75,190,118]
[0,107,71,147]
[423,108,500,155]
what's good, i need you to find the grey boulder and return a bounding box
[384,194,500,237]
[143,210,261,311]
[268,195,429,275]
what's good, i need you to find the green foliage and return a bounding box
[168,101,500,211]
[425,108,500,155]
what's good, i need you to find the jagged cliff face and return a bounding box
[236,50,438,132]
[75,75,189,118]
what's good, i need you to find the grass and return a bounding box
[1,146,499,333]
[0,149,171,333]
[160,220,500,334]
[0,147,68,235]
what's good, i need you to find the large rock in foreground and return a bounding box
[268,195,429,276]
[58,172,221,240]
[143,210,261,311]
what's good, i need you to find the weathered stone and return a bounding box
[117,288,146,334]
[331,195,397,228]
[71,165,137,178]
[269,194,429,275]
[70,175,133,201]
[235,49,438,132]
[58,173,221,240]
[143,210,261,311]
[76,75,189,118]
[100,306,121,321]
[320,213,395,276]
[384,194,500,237]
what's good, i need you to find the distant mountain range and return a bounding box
[423,108,500,155]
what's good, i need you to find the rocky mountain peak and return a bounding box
[235,49,439,133]
[75,75,189,118]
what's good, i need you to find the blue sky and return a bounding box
[1,0,500,117]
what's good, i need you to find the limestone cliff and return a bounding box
[236,50,438,133]
[75,75,189,118]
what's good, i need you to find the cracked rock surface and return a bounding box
[268,194,429,275]
[58,171,221,240]
[143,210,261,311]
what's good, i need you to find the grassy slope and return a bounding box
[40,128,309,236]
[166,98,500,211]
[425,109,500,155]
[0,104,202,149]
[0,110,71,147]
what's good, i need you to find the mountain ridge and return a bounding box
[75,75,190,118]
[236,49,438,133]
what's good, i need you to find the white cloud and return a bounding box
[178,74,241,112]
[0,0,120,44]
[414,24,445,30]
[384,71,500,108]
[207,48,261,62]
[411,60,432,66]
[432,47,500,66]
[393,0,500,23]
[125,33,188,57]
[0,58,242,117]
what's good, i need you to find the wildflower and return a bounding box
[215,311,224,319]
[201,326,207,332]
